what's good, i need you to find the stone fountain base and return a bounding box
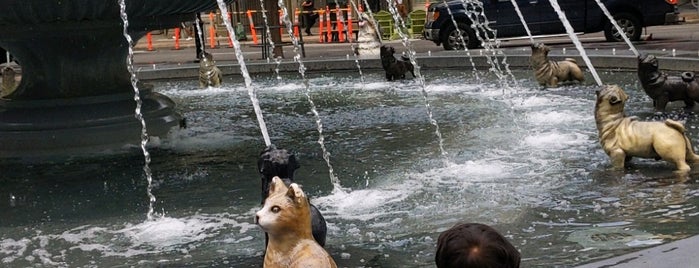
[0,88,181,158]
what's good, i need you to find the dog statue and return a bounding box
[353,12,382,58]
[530,43,584,87]
[198,51,222,88]
[380,45,415,81]
[258,145,327,247]
[256,177,337,268]
[595,84,699,172]
[637,53,699,111]
[1,66,17,97]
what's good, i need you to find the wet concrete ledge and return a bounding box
[574,235,699,268]
[135,53,699,81]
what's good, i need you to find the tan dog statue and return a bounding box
[198,51,222,88]
[1,66,18,97]
[530,43,584,87]
[595,84,699,172]
[255,177,337,268]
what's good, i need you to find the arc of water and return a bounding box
[118,0,157,221]
[440,0,480,81]
[256,0,284,79]
[360,0,384,44]
[385,0,448,159]
[194,15,205,56]
[548,0,603,86]
[510,0,533,43]
[215,0,272,147]
[277,0,343,193]
[330,0,366,87]
[593,0,639,57]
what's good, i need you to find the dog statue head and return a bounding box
[199,51,216,68]
[595,84,629,117]
[380,45,395,57]
[530,42,550,56]
[638,53,659,71]
[258,144,300,203]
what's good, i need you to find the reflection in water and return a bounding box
[1,70,698,267]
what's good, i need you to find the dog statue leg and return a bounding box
[547,77,559,88]
[609,149,627,169]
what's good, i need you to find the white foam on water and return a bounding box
[0,213,255,264]
[523,132,589,150]
[527,110,590,126]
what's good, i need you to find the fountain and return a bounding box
[0,0,231,158]
[1,0,699,267]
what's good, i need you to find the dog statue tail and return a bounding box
[564,58,585,82]
[664,119,699,162]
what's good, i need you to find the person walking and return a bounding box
[301,0,318,35]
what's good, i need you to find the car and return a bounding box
[423,0,681,50]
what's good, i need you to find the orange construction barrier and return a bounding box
[293,8,300,37]
[347,5,354,42]
[325,6,331,42]
[146,32,153,51]
[246,10,259,44]
[336,6,344,42]
[208,12,217,48]
[174,27,181,50]
[318,10,325,42]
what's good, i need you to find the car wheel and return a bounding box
[604,12,642,42]
[442,22,479,50]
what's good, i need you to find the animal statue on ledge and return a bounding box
[637,53,699,111]
[530,42,584,87]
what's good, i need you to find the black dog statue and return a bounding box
[380,45,415,81]
[258,144,327,247]
[638,53,699,111]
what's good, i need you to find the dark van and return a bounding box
[423,0,680,50]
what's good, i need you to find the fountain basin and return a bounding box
[0,0,232,158]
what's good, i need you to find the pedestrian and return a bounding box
[435,223,521,268]
[301,0,318,35]
[395,0,408,21]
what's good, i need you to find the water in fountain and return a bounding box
[510,0,533,43]
[5,69,697,267]
[215,0,272,147]
[118,0,157,221]
[548,0,603,86]
[386,0,448,160]
[593,0,639,57]
[276,0,344,192]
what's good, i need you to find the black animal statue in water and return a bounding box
[257,145,327,247]
[638,53,699,111]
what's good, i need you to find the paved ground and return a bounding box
[133,2,699,68]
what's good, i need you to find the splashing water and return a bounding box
[117,0,157,221]
[277,0,343,192]
[440,0,480,81]
[386,0,448,161]
[194,15,205,56]
[593,0,639,57]
[256,0,283,80]
[548,0,603,86]
[510,0,533,43]
[215,0,272,147]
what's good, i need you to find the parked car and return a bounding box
[423,0,680,50]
